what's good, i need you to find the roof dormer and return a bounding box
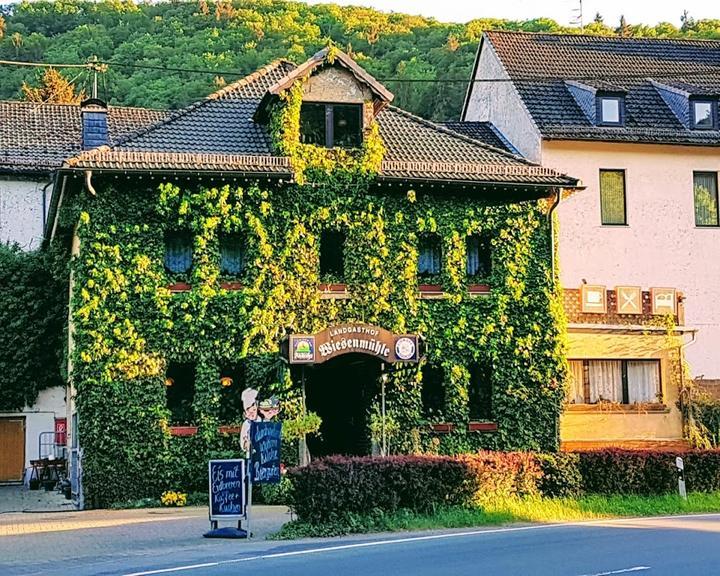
[653,80,718,130]
[565,80,627,127]
[255,47,393,148]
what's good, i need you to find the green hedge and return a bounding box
[287,449,720,524]
[287,453,540,524]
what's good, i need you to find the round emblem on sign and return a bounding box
[395,337,416,361]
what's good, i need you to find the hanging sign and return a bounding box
[651,288,676,315]
[286,323,421,365]
[250,421,282,484]
[615,286,642,315]
[580,284,607,314]
[208,459,247,521]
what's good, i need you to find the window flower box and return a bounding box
[168,282,191,293]
[430,422,455,433]
[468,421,498,432]
[318,283,348,293]
[169,425,198,437]
[220,281,243,291]
[218,425,243,434]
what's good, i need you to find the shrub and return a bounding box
[258,475,293,505]
[683,451,720,492]
[288,449,720,525]
[575,450,678,495]
[287,453,541,524]
[460,452,542,504]
[537,452,582,498]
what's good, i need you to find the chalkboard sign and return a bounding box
[208,459,246,521]
[250,422,282,484]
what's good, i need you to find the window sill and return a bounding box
[319,283,350,299]
[468,284,490,296]
[565,403,669,414]
[419,284,446,299]
[168,282,191,293]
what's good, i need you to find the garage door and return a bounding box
[0,418,25,482]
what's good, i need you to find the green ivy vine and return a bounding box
[61,85,567,506]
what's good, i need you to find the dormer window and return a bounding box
[300,103,363,148]
[691,99,716,130]
[597,95,624,126]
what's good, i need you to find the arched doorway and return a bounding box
[304,354,381,457]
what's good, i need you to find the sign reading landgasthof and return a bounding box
[288,323,421,365]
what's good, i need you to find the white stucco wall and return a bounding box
[463,39,542,161]
[545,140,720,379]
[0,386,66,479]
[0,177,49,250]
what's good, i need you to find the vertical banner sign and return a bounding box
[250,422,282,484]
[208,459,247,521]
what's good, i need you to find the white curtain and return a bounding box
[627,361,660,403]
[588,361,623,403]
[568,360,585,404]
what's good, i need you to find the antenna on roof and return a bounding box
[571,0,584,30]
[87,56,108,100]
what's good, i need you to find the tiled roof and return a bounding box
[480,31,720,146]
[65,55,578,188]
[0,101,167,174]
[441,121,519,154]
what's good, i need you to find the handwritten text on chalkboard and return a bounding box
[250,422,282,484]
[208,459,246,520]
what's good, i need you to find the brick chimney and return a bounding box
[80,98,108,150]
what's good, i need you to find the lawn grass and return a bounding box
[270,492,720,539]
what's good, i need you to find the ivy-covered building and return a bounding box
[45,48,580,506]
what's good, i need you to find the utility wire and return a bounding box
[0,59,95,69]
[0,57,719,84]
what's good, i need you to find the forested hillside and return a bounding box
[0,0,719,120]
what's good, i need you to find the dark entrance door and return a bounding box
[305,353,381,457]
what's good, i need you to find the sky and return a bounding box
[300,0,719,26]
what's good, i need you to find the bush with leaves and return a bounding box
[0,243,66,411]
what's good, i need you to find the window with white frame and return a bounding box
[597,95,624,126]
[691,99,716,130]
[567,359,661,405]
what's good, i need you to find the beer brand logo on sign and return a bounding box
[394,337,417,361]
[290,336,315,363]
[580,284,607,314]
[615,286,642,315]
[651,288,676,315]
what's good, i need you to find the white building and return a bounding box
[0,100,165,483]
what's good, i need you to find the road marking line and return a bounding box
[125,562,220,575]
[578,567,651,576]
[124,513,720,576]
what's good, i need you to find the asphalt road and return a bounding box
[5,513,720,576]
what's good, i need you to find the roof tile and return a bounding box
[483,31,720,146]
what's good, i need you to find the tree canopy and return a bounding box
[0,1,718,120]
[21,66,86,103]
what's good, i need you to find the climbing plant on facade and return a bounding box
[62,77,567,507]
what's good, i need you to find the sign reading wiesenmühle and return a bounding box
[287,323,420,364]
